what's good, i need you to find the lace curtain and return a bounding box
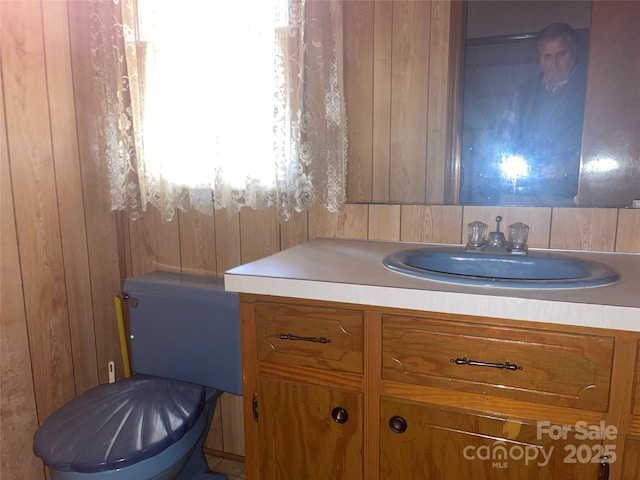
[90,0,347,222]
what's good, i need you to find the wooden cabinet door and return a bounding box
[380,397,602,480]
[257,377,363,480]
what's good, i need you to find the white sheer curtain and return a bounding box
[91,0,347,222]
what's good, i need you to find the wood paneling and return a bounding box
[44,0,99,395]
[425,0,452,204]
[372,1,393,203]
[389,1,430,203]
[616,209,640,253]
[1,57,44,480]
[178,210,216,275]
[3,0,76,418]
[68,0,124,386]
[344,1,374,202]
[400,205,463,243]
[308,203,368,240]
[550,208,618,251]
[3,1,640,479]
[345,0,457,205]
[368,204,401,241]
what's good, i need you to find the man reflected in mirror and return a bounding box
[500,23,587,206]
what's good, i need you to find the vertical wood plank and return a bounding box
[0,55,45,480]
[400,205,463,243]
[372,1,393,202]
[425,0,451,204]
[3,0,76,417]
[280,210,309,251]
[128,208,181,275]
[69,0,125,383]
[550,208,618,251]
[220,394,245,456]
[308,204,369,240]
[344,0,374,202]
[178,210,216,275]
[239,207,280,264]
[389,0,430,203]
[214,208,242,274]
[363,312,382,480]
[462,206,552,249]
[368,204,401,241]
[616,209,640,253]
[43,0,99,394]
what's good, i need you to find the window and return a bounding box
[92,0,347,222]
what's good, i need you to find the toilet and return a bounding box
[33,271,242,480]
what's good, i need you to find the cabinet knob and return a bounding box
[389,415,408,433]
[331,407,349,424]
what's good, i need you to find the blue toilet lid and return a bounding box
[33,374,205,473]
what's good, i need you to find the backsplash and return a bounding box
[307,204,640,254]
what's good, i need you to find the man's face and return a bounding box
[538,36,576,87]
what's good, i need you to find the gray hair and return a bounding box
[537,23,578,55]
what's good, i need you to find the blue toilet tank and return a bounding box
[123,271,242,396]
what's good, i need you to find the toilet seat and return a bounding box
[33,374,205,473]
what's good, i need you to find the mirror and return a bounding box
[458,1,593,206]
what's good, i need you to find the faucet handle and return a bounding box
[508,222,529,253]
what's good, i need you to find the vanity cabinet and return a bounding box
[239,295,637,480]
[243,301,365,479]
[379,397,600,479]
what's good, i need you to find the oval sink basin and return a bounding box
[382,248,620,289]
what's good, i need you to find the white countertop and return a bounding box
[225,238,640,332]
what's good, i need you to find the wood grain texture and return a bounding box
[43,0,99,394]
[68,0,124,385]
[425,0,451,204]
[400,205,463,243]
[242,294,639,480]
[372,1,393,203]
[368,204,400,241]
[3,0,76,418]
[550,208,618,251]
[239,207,280,265]
[178,210,216,275]
[344,0,374,202]
[389,0,430,203]
[0,59,45,480]
[616,209,640,253]
[128,207,181,275]
[308,203,368,240]
[214,208,242,274]
[279,210,309,251]
[383,314,614,411]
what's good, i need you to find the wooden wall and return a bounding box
[1,1,123,479]
[2,1,640,480]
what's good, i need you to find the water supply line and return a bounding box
[113,294,132,378]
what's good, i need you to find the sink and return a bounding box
[382,247,620,289]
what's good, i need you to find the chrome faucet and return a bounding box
[465,216,529,255]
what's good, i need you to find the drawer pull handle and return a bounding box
[450,356,523,371]
[276,333,332,344]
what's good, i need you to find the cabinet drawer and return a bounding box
[256,303,364,373]
[382,315,614,411]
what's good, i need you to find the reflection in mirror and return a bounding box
[459,1,591,206]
